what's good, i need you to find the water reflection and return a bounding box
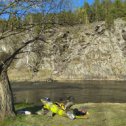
[12,80,126,104]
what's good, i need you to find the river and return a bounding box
[12,80,126,104]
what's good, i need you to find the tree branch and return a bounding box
[1,36,45,70]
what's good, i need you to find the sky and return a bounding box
[0,0,94,19]
[73,0,94,8]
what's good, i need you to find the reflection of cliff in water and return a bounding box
[12,80,126,104]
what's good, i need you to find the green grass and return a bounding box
[0,103,126,126]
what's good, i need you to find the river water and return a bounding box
[12,80,126,104]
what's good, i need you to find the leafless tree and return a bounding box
[0,0,72,120]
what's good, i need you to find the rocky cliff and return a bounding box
[2,19,126,81]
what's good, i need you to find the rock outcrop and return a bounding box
[42,19,126,80]
[1,19,126,80]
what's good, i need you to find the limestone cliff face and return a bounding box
[1,19,126,80]
[39,19,126,80]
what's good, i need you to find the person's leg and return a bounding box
[65,102,74,111]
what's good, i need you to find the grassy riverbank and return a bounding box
[0,103,126,126]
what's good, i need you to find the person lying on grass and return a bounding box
[40,97,89,120]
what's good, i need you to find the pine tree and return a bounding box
[94,0,101,21]
[104,0,114,29]
[75,8,85,24]
[83,0,90,24]
[113,0,125,18]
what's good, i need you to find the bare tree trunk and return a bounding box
[0,68,15,120]
[0,36,43,120]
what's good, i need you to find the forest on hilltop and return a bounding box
[0,0,126,33]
